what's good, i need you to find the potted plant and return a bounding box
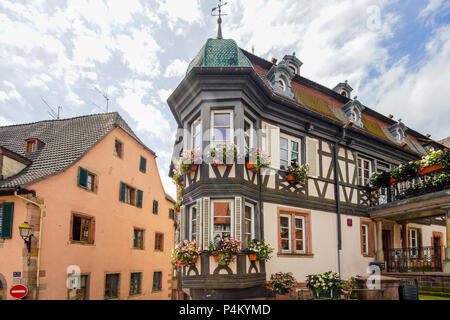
[247,239,273,262]
[208,237,242,266]
[179,149,203,174]
[246,148,271,173]
[339,277,358,300]
[418,148,450,175]
[208,144,240,166]
[285,163,309,185]
[307,271,341,299]
[170,240,201,267]
[265,272,296,296]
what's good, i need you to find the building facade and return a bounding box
[167,30,448,299]
[0,113,175,300]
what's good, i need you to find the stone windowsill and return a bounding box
[277,252,314,258]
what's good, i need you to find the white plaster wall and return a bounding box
[2,156,26,179]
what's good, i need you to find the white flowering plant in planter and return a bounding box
[247,239,274,262]
[307,271,341,294]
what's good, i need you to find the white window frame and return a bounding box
[294,216,306,254]
[279,214,291,253]
[210,199,234,241]
[362,224,369,255]
[409,228,418,258]
[279,133,301,170]
[244,202,255,244]
[189,205,198,242]
[191,118,202,150]
[210,110,234,147]
[277,78,286,92]
[244,117,254,154]
[357,156,372,186]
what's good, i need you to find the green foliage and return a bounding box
[247,239,274,262]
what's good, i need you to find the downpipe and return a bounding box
[14,190,44,300]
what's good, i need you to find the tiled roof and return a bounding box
[0,112,153,190]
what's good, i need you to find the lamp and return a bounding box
[19,221,33,253]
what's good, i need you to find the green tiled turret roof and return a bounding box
[186,38,252,75]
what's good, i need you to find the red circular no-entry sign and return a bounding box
[10,284,28,299]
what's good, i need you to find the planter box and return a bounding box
[311,288,339,299]
[418,163,449,176]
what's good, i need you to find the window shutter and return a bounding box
[136,190,143,208]
[234,197,242,242]
[180,206,186,241]
[78,167,88,189]
[202,198,210,249]
[153,200,158,214]
[140,157,147,173]
[262,122,280,170]
[196,199,202,249]
[119,182,126,202]
[0,202,14,239]
[306,137,319,177]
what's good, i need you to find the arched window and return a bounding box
[277,78,286,92]
[340,90,347,97]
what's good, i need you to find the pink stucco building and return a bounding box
[0,112,175,300]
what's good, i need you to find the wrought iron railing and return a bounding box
[368,167,450,207]
[385,246,443,273]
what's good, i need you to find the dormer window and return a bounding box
[277,78,287,92]
[342,99,365,128]
[333,80,353,99]
[25,138,44,152]
[288,63,297,75]
[340,91,348,98]
[388,121,407,144]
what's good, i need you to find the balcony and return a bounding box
[385,246,443,273]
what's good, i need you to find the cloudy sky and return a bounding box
[1,0,449,197]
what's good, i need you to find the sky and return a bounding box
[0,0,449,198]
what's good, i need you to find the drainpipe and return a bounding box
[333,124,348,279]
[14,190,44,300]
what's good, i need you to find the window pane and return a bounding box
[280,149,288,160]
[245,221,252,234]
[194,121,201,135]
[280,137,288,149]
[81,219,89,242]
[295,229,303,240]
[194,135,201,149]
[296,240,304,251]
[364,161,369,170]
[295,218,303,229]
[280,160,288,170]
[213,113,230,126]
[291,152,298,162]
[244,120,251,132]
[280,216,289,228]
[72,217,81,241]
[245,205,252,220]
[291,141,298,152]
[281,240,289,250]
[280,228,289,238]
[213,128,231,141]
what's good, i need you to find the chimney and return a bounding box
[426,134,431,138]
[388,114,394,119]
[271,57,278,64]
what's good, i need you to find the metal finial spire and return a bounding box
[212,0,228,39]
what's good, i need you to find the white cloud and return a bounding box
[164,59,189,78]
[157,89,172,104]
[0,115,11,126]
[360,25,450,140]
[418,0,450,26]
[158,0,203,30]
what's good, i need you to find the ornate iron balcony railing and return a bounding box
[385,246,443,273]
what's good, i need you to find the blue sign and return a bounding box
[13,272,21,277]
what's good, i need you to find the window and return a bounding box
[211,200,233,242]
[169,208,175,220]
[104,273,120,299]
[280,134,300,170]
[68,274,89,300]
[211,111,233,148]
[133,229,144,249]
[277,78,286,92]
[289,64,297,74]
[357,157,372,185]
[192,118,202,149]
[409,229,419,257]
[155,233,164,251]
[279,214,291,253]
[244,203,254,244]
[152,272,162,292]
[78,167,97,193]
[0,202,14,239]
[114,139,123,158]
[294,216,305,253]
[244,117,253,155]
[26,140,37,152]
[152,200,158,214]
[139,156,147,173]
[129,272,142,296]
[362,224,369,255]
[119,182,143,208]
[340,90,347,97]
[190,206,198,241]
[278,210,311,255]
[376,161,390,173]
[71,214,94,244]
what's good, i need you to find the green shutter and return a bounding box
[0,202,14,239]
[119,182,126,202]
[169,209,174,219]
[140,157,147,173]
[136,190,143,208]
[78,167,88,189]
[153,200,158,214]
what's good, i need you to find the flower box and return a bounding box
[213,254,219,262]
[248,253,257,261]
[187,165,198,174]
[311,289,339,299]
[418,163,449,176]
[191,256,198,264]
[286,174,295,182]
[212,163,233,167]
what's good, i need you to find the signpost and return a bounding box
[10,284,28,299]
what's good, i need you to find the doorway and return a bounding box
[0,274,6,300]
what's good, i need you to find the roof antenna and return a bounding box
[211,0,228,39]
[42,98,62,120]
[94,86,109,113]
[252,45,255,54]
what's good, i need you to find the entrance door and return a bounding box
[382,230,393,271]
[432,235,443,271]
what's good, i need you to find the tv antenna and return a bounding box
[211,0,228,39]
[94,86,109,113]
[41,98,62,120]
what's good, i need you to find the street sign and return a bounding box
[13,272,21,277]
[10,284,28,299]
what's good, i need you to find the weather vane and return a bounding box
[211,0,228,39]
